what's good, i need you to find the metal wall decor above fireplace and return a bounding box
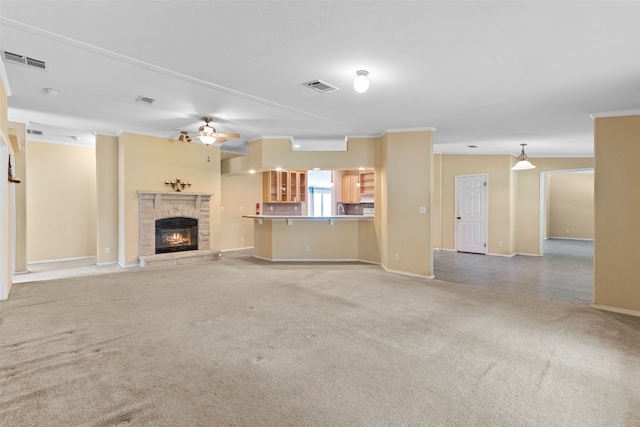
[155,217,198,254]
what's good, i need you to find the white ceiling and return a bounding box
[1,1,639,157]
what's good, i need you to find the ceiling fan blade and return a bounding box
[215,133,240,139]
[214,136,227,143]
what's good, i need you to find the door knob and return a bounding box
[457,217,461,219]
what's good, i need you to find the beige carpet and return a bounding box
[1,252,639,426]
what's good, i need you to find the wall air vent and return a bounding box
[27,129,44,136]
[1,50,47,71]
[136,95,155,105]
[303,80,339,93]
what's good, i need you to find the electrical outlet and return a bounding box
[305,246,310,252]
[105,248,111,254]
[240,206,243,211]
[240,236,244,242]
[395,254,400,261]
[565,228,570,233]
[270,206,273,211]
[497,241,503,247]
[419,206,427,214]
[220,206,225,211]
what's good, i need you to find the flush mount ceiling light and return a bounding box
[353,70,369,93]
[511,144,536,170]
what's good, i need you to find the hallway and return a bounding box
[434,239,593,306]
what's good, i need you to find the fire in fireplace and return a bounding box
[155,217,198,254]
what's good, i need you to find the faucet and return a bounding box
[337,203,345,215]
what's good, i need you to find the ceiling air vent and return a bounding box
[303,80,339,93]
[27,129,44,136]
[1,50,47,71]
[135,95,155,105]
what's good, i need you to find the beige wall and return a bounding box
[593,115,640,314]
[224,137,378,174]
[548,173,594,239]
[380,131,433,277]
[13,140,27,272]
[96,135,118,264]
[117,133,221,266]
[434,154,514,255]
[26,141,97,262]
[514,157,594,255]
[0,75,11,299]
[220,173,263,251]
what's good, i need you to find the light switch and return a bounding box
[419,206,427,214]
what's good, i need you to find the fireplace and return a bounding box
[155,217,198,254]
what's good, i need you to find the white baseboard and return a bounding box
[118,262,140,268]
[433,248,456,252]
[382,265,434,279]
[591,304,640,318]
[221,246,254,253]
[96,261,118,266]
[12,270,29,275]
[487,252,516,258]
[28,256,94,265]
[548,237,594,241]
[516,252,542,257]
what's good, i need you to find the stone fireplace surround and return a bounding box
[138,191,220,268]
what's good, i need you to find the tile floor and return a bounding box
[434,238,594,306]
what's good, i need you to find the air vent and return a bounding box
[1,50,47,71]
[303,80,339,93]
[136,95,155,105]
[27,129,44,136]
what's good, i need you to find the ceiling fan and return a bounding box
[175,117,240,145]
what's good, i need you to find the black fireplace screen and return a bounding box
[155,217,198,254]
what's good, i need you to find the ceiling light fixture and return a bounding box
[353,70,369,93]
[43,87,60,96]
[511,144,536,170]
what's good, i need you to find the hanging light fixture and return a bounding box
[353,70,370,93]
[511,144,536,170]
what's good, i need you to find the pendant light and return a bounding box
[353,70,370,93]
[511,144,536,170]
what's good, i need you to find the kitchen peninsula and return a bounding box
[242,215,379,263]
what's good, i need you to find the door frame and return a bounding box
[454,174,488,254]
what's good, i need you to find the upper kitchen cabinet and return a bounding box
[263,170,307,203]
[341,174,360,203]
[359,171,375,200]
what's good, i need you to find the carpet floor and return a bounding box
[1,252,639,426]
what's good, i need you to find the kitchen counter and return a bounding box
[243,215,379,262]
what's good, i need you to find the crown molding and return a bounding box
[590,109,640,119]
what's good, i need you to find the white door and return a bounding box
[455,174,487,254]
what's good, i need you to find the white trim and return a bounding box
[96,261,118,266]
[221,246,254,253]
[382,265,434,279]
[268,258,361,262]
[516,252,542,257]
[118,261,141,268]
[487,252,517,257]
[591,304,640,318]
[590,109,640,119]
[546,237,594,241]
[27,255,94,265]
[433,247,456,252]
[383,127,437,134]
[0,57,11,96]
[13,270,28,275]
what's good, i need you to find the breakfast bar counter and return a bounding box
[242,215,379,262]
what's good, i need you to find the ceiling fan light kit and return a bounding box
[511,144,536,170]
[176,117,240,146]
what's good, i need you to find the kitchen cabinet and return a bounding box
[341,175,360,203]
[263,170,307,203]
[359,171,374,198]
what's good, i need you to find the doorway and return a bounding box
[455,174,487,254]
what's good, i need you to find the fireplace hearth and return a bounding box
[155,217,198,254]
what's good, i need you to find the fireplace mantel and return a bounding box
[138,191,219,268]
